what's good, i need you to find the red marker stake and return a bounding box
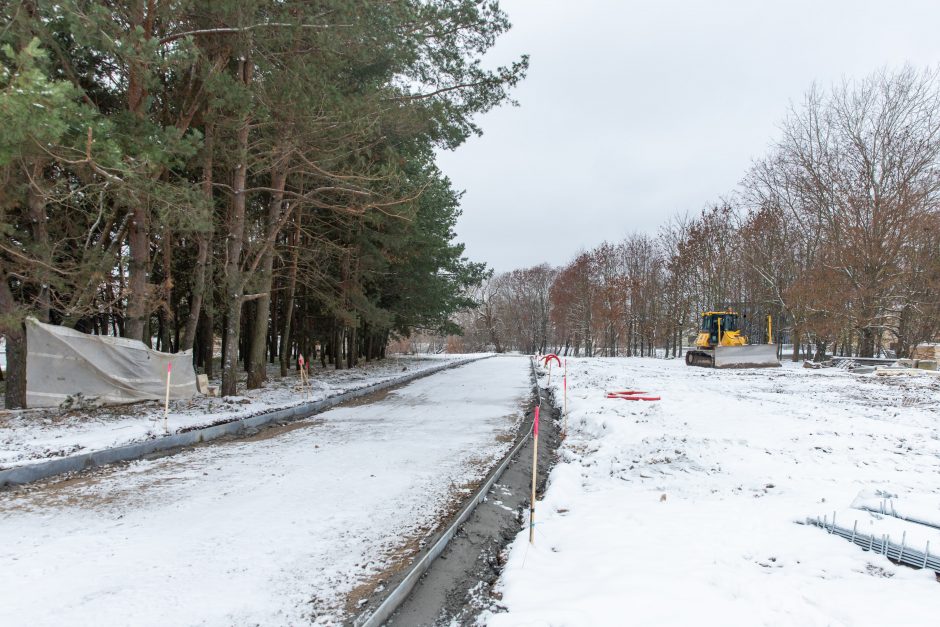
[163,363,172,435]
[541,354,561,388]
[530,405,539,544]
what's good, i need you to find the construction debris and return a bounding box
[912,343,940,361]
[804,513,940,572]
[874,366,940,377]
[804,491,940,573]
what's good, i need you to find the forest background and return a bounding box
[0,0,527,407]
[456,68,940,363]
[3,2,939,410]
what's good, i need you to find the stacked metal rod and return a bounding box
[803,514,940,571]
[855,499,940,532]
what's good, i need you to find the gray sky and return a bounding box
[437,0,940,272]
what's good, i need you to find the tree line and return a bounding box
[0,1,526,407]
[458,68,940,361]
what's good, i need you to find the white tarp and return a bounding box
[25,318,197,408]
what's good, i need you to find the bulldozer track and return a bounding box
[685,350,714,368]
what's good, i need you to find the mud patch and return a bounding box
[240,418,325,442]
[342,387,396,407]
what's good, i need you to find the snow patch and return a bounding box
[488,357,940,626]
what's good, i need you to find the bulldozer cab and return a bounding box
[701,312,738,344]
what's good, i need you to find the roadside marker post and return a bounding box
[529,404,539,544]
[541,353,561,387]
[563,358,568,436]
[163,363,172,435]
[298,354,309,400]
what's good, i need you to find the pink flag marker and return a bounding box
[163,362,172,435]
[534,405,539,437]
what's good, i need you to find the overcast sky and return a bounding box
[436,0,940,272]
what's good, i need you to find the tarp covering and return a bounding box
[25,318,197,408]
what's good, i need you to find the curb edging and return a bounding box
[354,356,541,627]
[0,356,492,487]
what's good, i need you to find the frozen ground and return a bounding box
[487,357,940,626]
[0,353,480,469]
[0,355,530,626]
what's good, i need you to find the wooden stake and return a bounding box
[563,359,568,436]
[529,405,539,544]
[299,354,309,401]
[163,363,172,435]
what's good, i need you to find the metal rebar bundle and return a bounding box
[855,499,940,532]
[803,514,940,572]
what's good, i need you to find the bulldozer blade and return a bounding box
[713,344,780,369]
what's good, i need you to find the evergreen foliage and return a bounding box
[0,0,526,405]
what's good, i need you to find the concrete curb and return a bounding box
[0,355,493,487]
[354,356,542,627]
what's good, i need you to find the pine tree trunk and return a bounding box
[200,238,216,377]
[220,57,253,397]
[0,261,22,397]
[268,285,278,364]
[2,325,26,409]
[201,309,214,378]
[160,232,173,352]
[125,205,150,343]
[121,5,155,344]
[242,301,253,372]
[181,122,214,352]
[157,309,168,351]
[279,216,301,377]
[333,325,344,370]
[221,297,243,397]
[26,163,51,323]
[347,325,357,369]
[181,232,209,352]
[247,166,287,389]
[0,267,26,408]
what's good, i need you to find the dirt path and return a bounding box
[0,356,531,627]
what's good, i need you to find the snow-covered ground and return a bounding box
[488,358,940,626]
[0,354,481,469]
[0,355,530,626]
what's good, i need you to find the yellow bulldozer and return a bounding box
[685,309,780,368]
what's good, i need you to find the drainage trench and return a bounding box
[352,359,561,626]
